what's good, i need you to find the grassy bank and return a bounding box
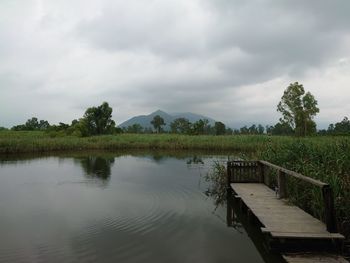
[0,130,292,154]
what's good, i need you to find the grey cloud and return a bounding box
[1,0,350,128]
[76,0,350,87]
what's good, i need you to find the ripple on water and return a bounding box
[68,185,208,262]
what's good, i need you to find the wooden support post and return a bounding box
[278,170,287,199]
[226,194,234,227]
[259,162,265,184]
[227,162,232,187]
[322,185,337,233]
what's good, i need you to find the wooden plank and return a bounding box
[262,230,344,239]
[230,183,345,241]
[283,253,349,263]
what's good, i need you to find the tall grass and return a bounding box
[258,137,350,231]
[0,131,285,154]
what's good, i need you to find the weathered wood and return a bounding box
[229,160,339,236]
[283,253,349,263]
[277,170,287,199]
[323,185,337,233]
[227,161,261,183]
[227,162,232,186]
[261,228,344,239]
[259,160,327,187]
[258,162,265,183]
[230,183,344,241]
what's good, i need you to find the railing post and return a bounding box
[278,170,287,199]
[322,185,337,232]
[258,162,265,184]
[227,162,232,187]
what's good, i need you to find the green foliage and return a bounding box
[126,124,143,133]
[12,117,50,131]
[192,119,210,135]
[327,117,350,135]
[266,122,294,135]
[150,115,165,133]
[170,118,191,134]
[204,161,227,207]
[0,132,279,154]
[235,124,265,135]
[214,121,226,135]
[277,82,319,136]
[82,102,116,136]
[259,138,350,225]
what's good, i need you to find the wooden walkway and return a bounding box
[231,183,344,240]
[227,160,348,262]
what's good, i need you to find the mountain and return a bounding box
[119,110,217,131]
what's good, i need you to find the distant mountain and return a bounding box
[119,110,217,131]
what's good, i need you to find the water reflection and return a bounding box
[74,156,115,186]
[186,155,204,165]
[0,152,284,263]
[204,161,227,207]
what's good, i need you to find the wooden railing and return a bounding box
[227,160,337,233]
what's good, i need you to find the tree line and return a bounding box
[2,82,349,137]
[124,116,230,135]
[10,102,116,137]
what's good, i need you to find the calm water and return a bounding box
[0,152,283,263]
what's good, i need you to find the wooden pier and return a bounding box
[227,160,348,262]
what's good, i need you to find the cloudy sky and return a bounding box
[1,0,350,129]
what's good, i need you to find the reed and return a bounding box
[258,137,350,229]
[0,131,280,154]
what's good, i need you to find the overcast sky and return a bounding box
[1,0,350,129]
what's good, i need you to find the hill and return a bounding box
[119,110,216,131]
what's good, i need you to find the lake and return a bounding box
[0,151,283,263]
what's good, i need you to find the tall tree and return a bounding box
[327,117,350,135]
[82,102,115,135]
[151,115,165,133]
[277,82,319,136]
[126,124,143,133]
[170,118,191,134]
[214,121,226,135]
[192,119,209,135]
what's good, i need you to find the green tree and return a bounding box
[248,124,258,134]
[214,121,226,135]
[328,117,350,135]
[192,119,209,135]
[225,127,233,135]
[170,118,191,134]
[257,124,265,134]
[240,125,249,134]
[82,102,116,135]
[277,82,319,136]
[38,120,50,130]
[25,117,39,130]
[126,124,143,133]
[151,115,165,133]
[268,122,294,135]
[12,117,50,131]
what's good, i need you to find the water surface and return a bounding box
[0,152,282,262]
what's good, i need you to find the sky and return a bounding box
[1,0,350,129]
